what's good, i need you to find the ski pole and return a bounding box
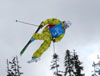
[16,20,41,33]
[16,20,38,27]
[53,41,55,54]
[20,23,41,56]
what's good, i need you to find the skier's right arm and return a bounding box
[40,18,60,27]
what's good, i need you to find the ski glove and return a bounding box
[52,38,55,42]
[39,25,43,28]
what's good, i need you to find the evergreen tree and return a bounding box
[51,49,85,76]
[7,56,23,76]
[51,53,63,76]
[64,49,84,76]
[64,50,74,76]
[73,50,84,76]
[92,55,100,76]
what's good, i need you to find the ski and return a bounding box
[20,25,41,56]
[20,40,32,56]
[27,57,40,63]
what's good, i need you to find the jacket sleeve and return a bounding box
[55,34,64,42]
[40,18,60,27]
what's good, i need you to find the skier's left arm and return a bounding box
[54,34,65,42]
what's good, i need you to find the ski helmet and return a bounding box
[63,20,72,28]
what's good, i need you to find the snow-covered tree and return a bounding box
[92,55,100,76]
[64,50,84,76]
[7,56,23,76]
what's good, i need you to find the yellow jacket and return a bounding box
[40,18,65,42]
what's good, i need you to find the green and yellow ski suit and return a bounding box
[32,18,65,58]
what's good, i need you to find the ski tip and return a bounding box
[20,52,23,56]
[20,53,22,56]
[20,50,24,55]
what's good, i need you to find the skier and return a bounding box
[20,18,71,63]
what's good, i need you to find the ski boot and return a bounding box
[27,57,40,63]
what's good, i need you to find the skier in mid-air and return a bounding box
[20,18,71,63]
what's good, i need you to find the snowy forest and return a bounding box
[4,49,100,76]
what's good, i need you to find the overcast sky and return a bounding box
[0,0,100,76]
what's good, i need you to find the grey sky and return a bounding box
[0,0,100,76]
